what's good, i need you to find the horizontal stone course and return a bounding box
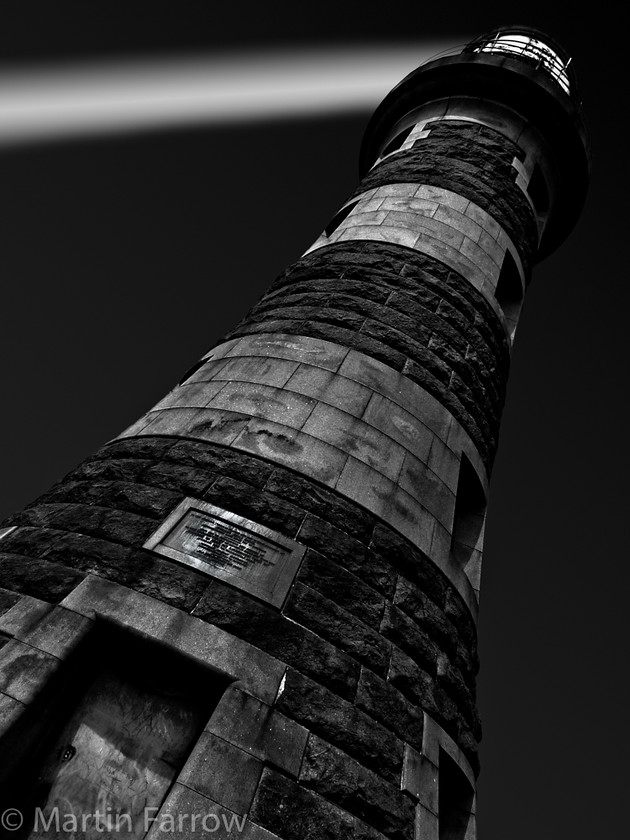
[284,583,391,677]
[192,579,360,701]
[296,549,385,630]
[223,242,508,468]
[250,767,389,840]
[275,668,403,784]
[0,437,480,766]
[299,734,414,840]
[353,120,537,270]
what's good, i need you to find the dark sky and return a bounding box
[0,3,626,838]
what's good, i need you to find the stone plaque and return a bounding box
[144,499,305,608]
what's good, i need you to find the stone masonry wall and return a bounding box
[1,435,480,839]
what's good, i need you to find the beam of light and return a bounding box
[0,41,464,146]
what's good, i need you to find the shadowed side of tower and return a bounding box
[0,28,588,840]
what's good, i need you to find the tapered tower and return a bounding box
[0,27,589,840]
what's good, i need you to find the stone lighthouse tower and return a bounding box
[0,26,589,840]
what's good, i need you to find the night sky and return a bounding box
[0,3,626,838]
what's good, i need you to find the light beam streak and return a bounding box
[0,42,463,145]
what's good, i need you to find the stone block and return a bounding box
[206,381,316,429]
[301,404,406,482]
[0,595,53,637]
[0,589,20,619]
[250,767,356,840]
[0,639,60,704]
[296,550,385,629]
[334,457,399,524]
[153,380,225,409]
[416,185,470,213]
[275,668,403,784]
[397,454,455,530]
[263,471,374,544]
[140,461,215,496]
[178,732,263,814]
[0,551,84,602]
[207,686,308,777]
[169,441,275,488]
[393,578,458,659]
[203,475,306,538]
[380,604,439,675]
[231,422,348,489]
[211,355,300,389]
[284,365,373,417]
[433,204,483,242]
[415,803,438,840]
[226,333,349,372]
[355,668,424,751]
[192,579,359,701]
[296,514,395,598]
[17,606,93,660]
[299,734,414,840]
[370,524,447,607]
[284,583,390,676]
[401,745,438,810]
[0,691,27,737]
[361,394,434,461]
[145,784,249,840]
[387,647,437,717]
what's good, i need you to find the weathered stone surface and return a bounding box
[296,550,385,629]
[36,478,182,520]
[275,668,403,784]
[0,551,84,602]
[299,734,414,840]
[380,604,439,675]
[145,783,250,840]
[223,240,509,469]
[179,732,263,814]
[354,121,537,268]
[251,768,356,840]
[207,686,308,777]
[193,581,360,700]
[139,461,215,496]
[0,588,21,616]
[28,530,209,612]
[387,648,479,766]
[298,514,396,598]
[393,577,456,653]
[264,470,374,543]
[0,639,60,704]
[204,476,306,537]
[369,524,447,608]
[284,583,390,676]
[355,668,424,751]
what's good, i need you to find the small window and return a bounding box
[324,200,358,237]
[381,125,414,157]
[439,747,475,839]
[495,250,523,326]
[451,454,486,571]
[528,163,549,216]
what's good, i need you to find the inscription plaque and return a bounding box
[144,499,306,607]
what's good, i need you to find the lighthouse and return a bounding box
[0,27,589,840]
